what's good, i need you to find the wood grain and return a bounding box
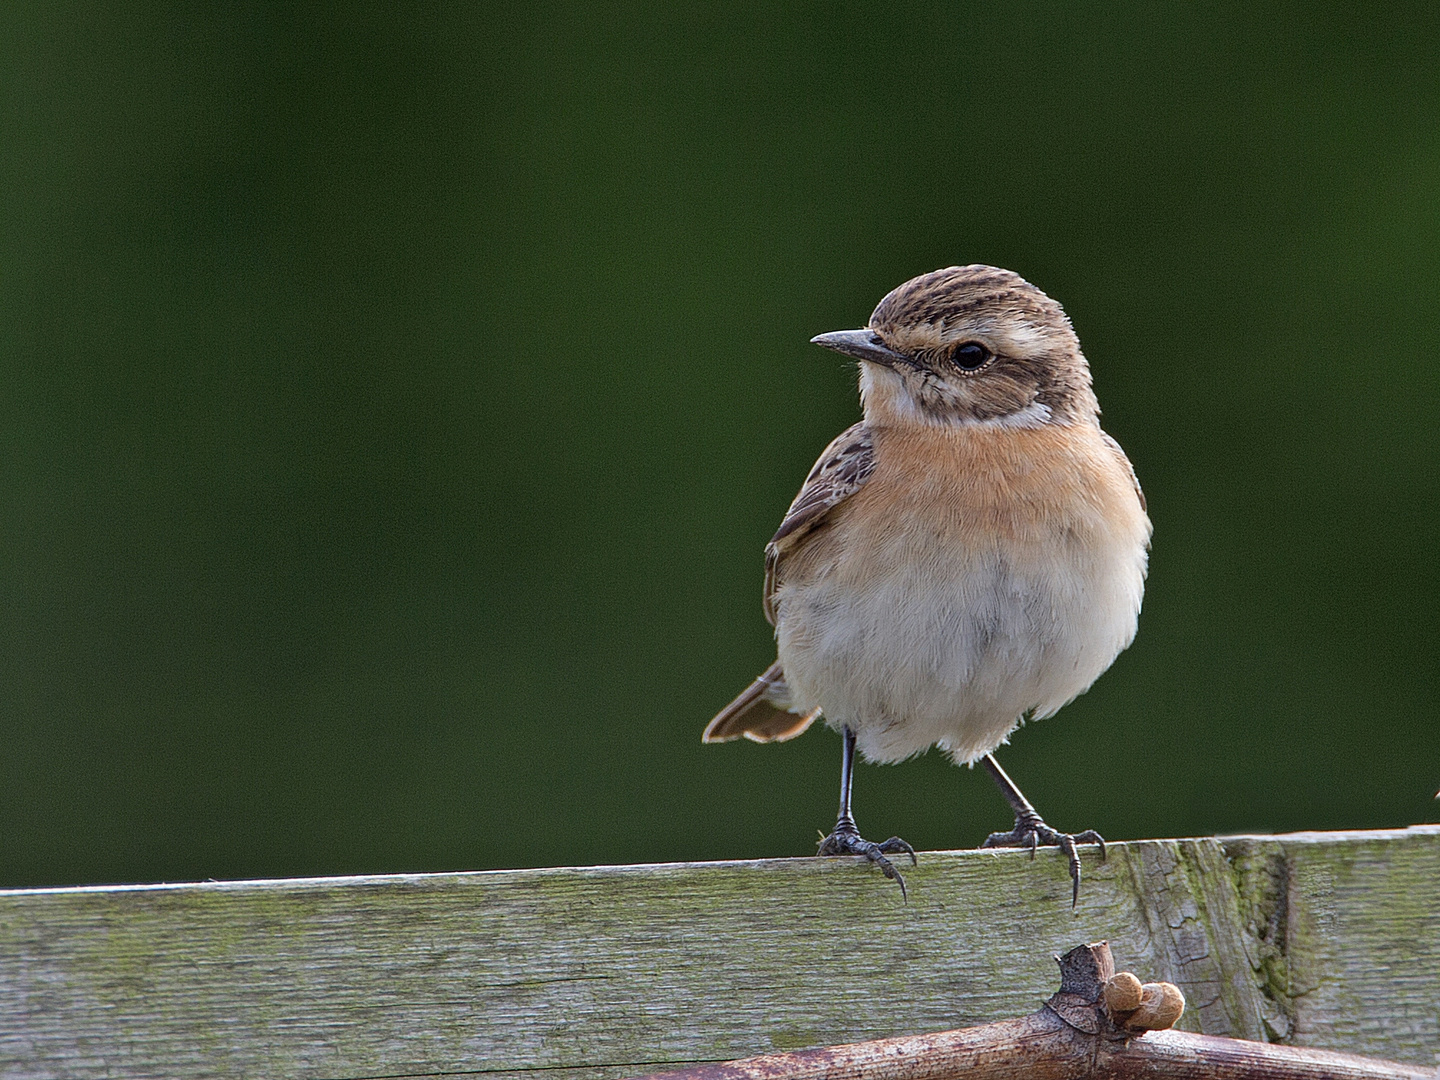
[631,943,1433,1080]
[1,827,1437,1079]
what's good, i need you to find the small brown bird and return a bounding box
[704,265,1151,903]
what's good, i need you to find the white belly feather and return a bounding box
[772,425,1150,765]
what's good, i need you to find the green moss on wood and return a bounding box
[0,827,1436,1079]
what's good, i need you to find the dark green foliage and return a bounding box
[2,2,1437,885]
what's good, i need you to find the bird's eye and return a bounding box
[954,342,991,370]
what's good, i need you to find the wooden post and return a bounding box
[1,827,1437,1079]
[631,943,1433,1080]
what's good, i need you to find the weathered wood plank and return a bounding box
[1,827,1436,1079]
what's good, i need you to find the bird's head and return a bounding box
[812,265,1098,429]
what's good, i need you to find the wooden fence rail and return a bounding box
[1,826,1437,1079]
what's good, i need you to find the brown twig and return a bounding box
[630,943,1432,1080]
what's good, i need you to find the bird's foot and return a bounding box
[982,812,1105,907]
[817,819,917,900]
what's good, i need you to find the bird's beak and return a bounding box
[810,328,907,368]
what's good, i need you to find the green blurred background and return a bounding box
[3,3,1438,888]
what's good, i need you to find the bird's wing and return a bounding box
[763,421,876,625]
[1100,431,1147,513]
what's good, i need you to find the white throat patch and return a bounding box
[858,364,1056,429]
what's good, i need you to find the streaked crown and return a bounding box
[817,265,1100,428]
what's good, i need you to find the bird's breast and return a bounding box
[803,422,1148,589]
[772,421,1150,764]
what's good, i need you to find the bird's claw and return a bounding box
[818,822,916,900]
[983,813,1105,907]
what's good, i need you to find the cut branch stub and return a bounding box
[629,940,1431,1080]
[1047,941,1186,1037]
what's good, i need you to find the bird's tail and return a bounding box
[702,661,820,744]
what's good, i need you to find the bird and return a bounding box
[703,265,1151,904]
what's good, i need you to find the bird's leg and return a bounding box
[980,753,1105,907]
[817,726,916,898]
